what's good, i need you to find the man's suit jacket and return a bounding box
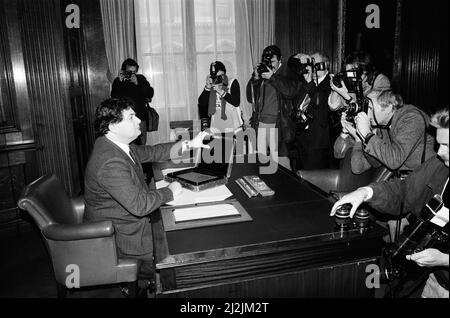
[84,136,174,260]
[297,74,332,150]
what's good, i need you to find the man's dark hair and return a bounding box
[121,58,139,72]
[263,45,282,61]
[95,98,136,136]
[210,61,226,74]
[343,51,378,86]
[431,107,449,129]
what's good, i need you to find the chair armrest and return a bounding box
[297,169,340,194]
[70,196,85,223]
[42,221,114,241]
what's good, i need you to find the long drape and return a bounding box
[100,0,136,83]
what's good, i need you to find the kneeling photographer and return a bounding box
[331,107,449,298]
[288,52,333,170]
[334,90,436,175]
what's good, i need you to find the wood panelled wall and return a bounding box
[275,0,339,72]
[19,0,80,195]
[395,0,449,114]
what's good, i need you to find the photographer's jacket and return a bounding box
[111,74,154,123]
[335,105,436,174]
[246,63,311,125]
[368,156,449,289]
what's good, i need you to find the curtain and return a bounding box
[237,0,275,127]
[100,0,136,83]
[134,0,275,143]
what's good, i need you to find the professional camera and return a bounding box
[211,74,224,85]
[333,68,366,123]
[287,55,315,76]
[256,50,276,76]
[343,97,370,124]
[332,68,363,93]
[122,70,134,80]
[210,64,224,85]
[381,194,449,282]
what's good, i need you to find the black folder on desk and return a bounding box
[165,135,235,191]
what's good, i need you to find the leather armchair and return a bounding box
[298,147,393,195]
[17,174,139,297]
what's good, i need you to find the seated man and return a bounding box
[334,90,436,176]
[331,108,449,298]
[84,97,209,282]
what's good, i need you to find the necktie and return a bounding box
[443,178,449,208]
[129,147,139,165]
[130,146,154,184]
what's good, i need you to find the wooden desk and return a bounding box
[152,162,386,298]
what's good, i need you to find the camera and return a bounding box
[343,97,370,123]
[210,64,224,85]
[332,68,363,93]
[287,55,315,76]
[333,68,366,122]
[381,194,449,282]
[257,49,277,76]
[122,70,134,80]
[211,74,223,85]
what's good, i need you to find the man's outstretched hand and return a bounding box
[190,131,211,149]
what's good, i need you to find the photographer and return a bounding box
[111,58,154,145]
[331,107,449,298]
[334,90,436,175]
[289,52,333,170]
[328,51,391,112]
[246,45,310,170]
[198,61,241,133]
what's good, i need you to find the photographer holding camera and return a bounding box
[333,89,436,176]
[288,52,333,170]
[246,45,308,170]
[328,51,391,112]
[198,61,241,133]
[331,108,449,298]
[111,58,154,145]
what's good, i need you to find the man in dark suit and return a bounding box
[291,52,333,170]
[84,97,208,282]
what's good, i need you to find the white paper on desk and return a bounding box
[156,180,233,206]
[173,204,239,222]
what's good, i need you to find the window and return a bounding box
[135,0,239,142]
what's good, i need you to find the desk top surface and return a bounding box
[153,162,385,267]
